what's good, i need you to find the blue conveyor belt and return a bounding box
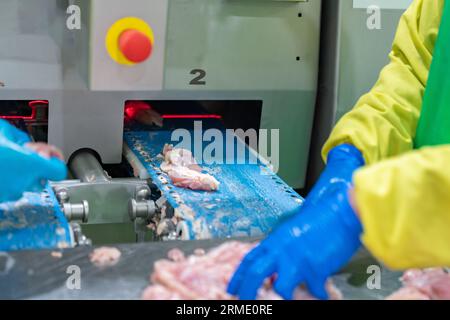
[124,122,304,239]
[0,185,73,251]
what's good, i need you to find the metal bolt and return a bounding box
[129,198,156,221]
[136,187,150,201]
[56,188,70,203]
[63,201,89,223]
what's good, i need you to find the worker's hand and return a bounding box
[25,142,64,161]
[0,139,67,202]
[307,144,365,206]
[0,119,31,145]
[227,144,365,300]
[228,187,363,300]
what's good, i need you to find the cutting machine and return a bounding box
[0,0,322,250]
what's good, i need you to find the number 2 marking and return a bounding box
[189,69,206,85]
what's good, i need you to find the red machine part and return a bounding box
[118,29,153,63]
[0,100,48,120]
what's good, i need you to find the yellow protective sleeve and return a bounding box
[320,0,449,269]
[353,146,450,269]
[322,0,443,164]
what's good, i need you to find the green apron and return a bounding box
[415,0,450,148]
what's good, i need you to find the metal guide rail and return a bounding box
[0,185,74,251]
[124,119,304,240]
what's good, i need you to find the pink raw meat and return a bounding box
[167,248,186,262]
[161,144,202,172]
[142,284,183,300]
[386,287,430,300]
[167,166,220,191]
[386,268,450,300]
[89,247,121,268]
[160,144,219,191]
[141,241,342,300]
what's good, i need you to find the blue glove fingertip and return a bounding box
[273,254,304,300]
[273,274,300,300]
[47,158,68,181]
[306,278,329,300]
[228,245,266,295]
[237,257,276,300]
[227,272,242,295]
[0,119,31,145]
[31,156,67,185]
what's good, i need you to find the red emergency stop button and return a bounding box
[106,17,155,66]
[118,29,152,63]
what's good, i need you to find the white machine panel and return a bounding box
[89,0,168,91]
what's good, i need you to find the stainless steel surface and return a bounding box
[0,0,322,187]
[63,200,89,223]
[52,179,152,225]
[128,199,156,221]
[56,188,70,203]
[69,151,109,183]
[71,223,92,246]
[134,218,150,243]
[0,240,403,300]
[88,0,168,91]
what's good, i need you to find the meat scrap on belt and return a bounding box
[160,144,220,191]
[386,268,450,300]
[142,241,342,300]
[89,247,122,268]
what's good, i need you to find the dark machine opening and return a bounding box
[0,100,49,143]
[124,100,263,133]
[118,100,264,179]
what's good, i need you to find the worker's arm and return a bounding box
[0,120,67,202]
[0,119,31,145]
[353,145,450,269]
[323,0,443,164]
[0,141,67,202]
[228,145,365,300]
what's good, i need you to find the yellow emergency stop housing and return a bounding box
[105,17,155,66]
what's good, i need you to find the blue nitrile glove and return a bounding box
[0,126,67,203]
[307,144,366,206]
[227,144,365,300]
[0,119,31,146]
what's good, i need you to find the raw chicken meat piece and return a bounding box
[386,268,450,300]
[167,248,186,262]
[194,248,206,256]
[161,144,202,172]
[160,144,219,191]
[386,287,430,300]
[51,251,63,259]
[142,241,342,300]
[142,284,183,300]
[167,166,220,191]
[89,247,121,268]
